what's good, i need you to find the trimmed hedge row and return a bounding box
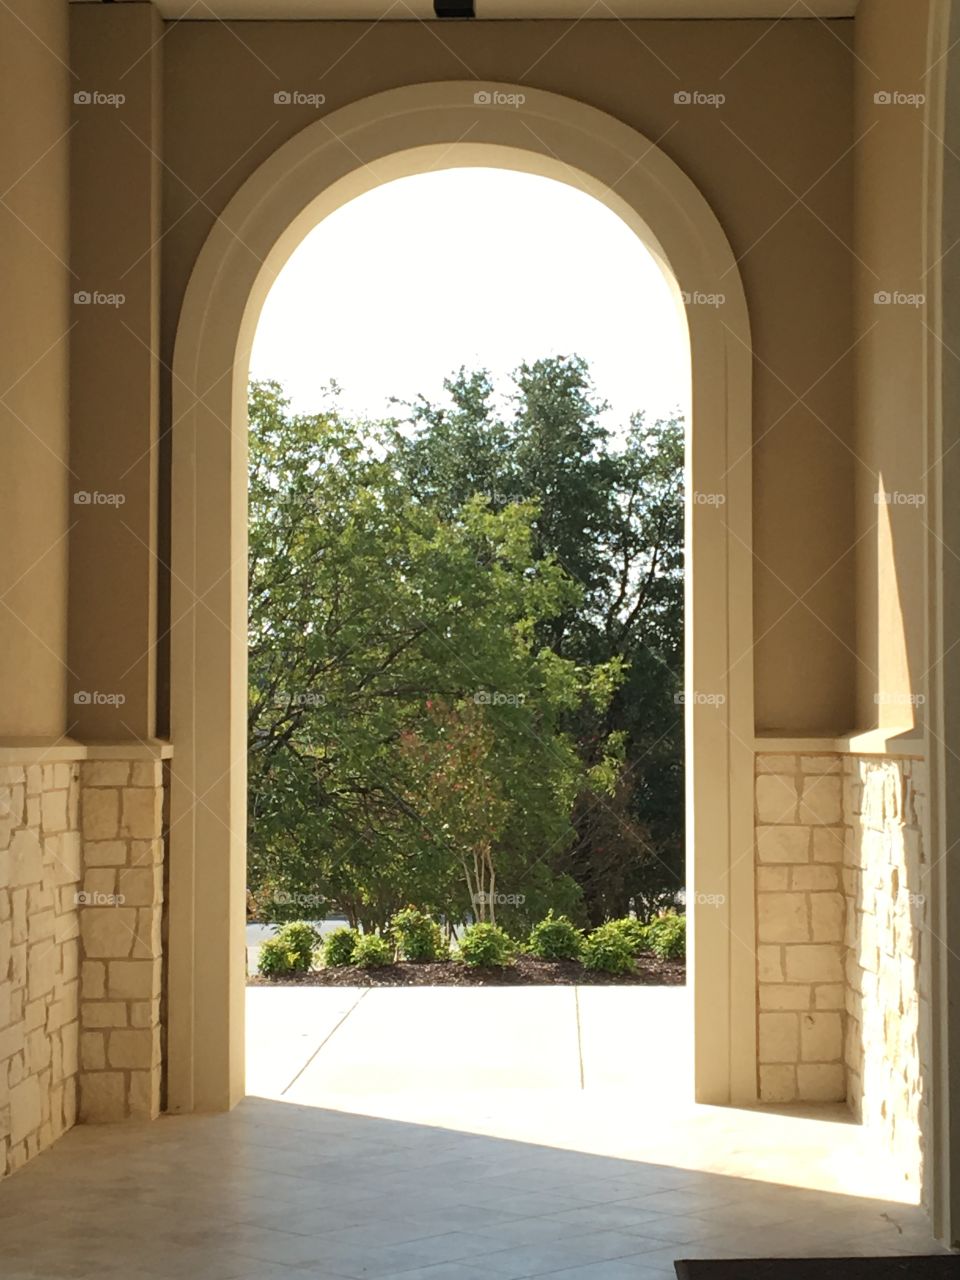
[257,908,685,977]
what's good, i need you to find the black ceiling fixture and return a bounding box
[434,0,476,16]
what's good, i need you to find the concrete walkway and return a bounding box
[246,984,691,1102]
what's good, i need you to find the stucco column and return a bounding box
[68,1,163,743]
[0,0,71,742]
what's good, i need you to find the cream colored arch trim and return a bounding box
[169,81,755,1112]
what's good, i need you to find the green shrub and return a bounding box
[274,921,319,970]
[391,906,445,962]
[257,937,298,978]
[527,911,583,961]
[321,926,360,967]
[582,923,636,975]
[457,922,514,967]
[351,933,394,968]
[646,913,686,961]
[606,917,650,955]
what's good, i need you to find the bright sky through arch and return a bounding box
[250,167,690,431]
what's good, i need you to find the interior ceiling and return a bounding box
[140,1,859,18]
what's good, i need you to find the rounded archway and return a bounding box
[168,81,754,1113]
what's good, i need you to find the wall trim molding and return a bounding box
[169,80,755,1110]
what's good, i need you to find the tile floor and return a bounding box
[0,987,948,1279]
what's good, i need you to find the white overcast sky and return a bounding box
[249,168,690,431]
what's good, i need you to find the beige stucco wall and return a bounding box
[68,3,164,743]
[0,0,71,741]
[157,16,857,736]
[853,0,934,733]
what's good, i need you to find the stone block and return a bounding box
[108,959,160,1001]
[45,996,75,1034]
[80,1031,105,1071]
[24,998,44,1032]
[78,907,137,958]
[759,1065,797,1103]
[756,774,798,824]
[131,907,161,960]
[40,790,67,835]
[61,1021,78,1077]
[756,755,796,775]
[757,866,790,891]
[120,788,162,840]
[84,841,127,868]
[49,831,81,884]
[800,1011,842,1061]
[79,1072,126,1123]
[25,1028,51,1075]
[756,826,809,864]
[758,893,809,943]
[82,868,116,898]
[800,755,842,774]
[82,763,131,788]
[811,893,845,942]
[9,1076,40,1145]
[81,961,105,999]
[53,908,79,945]
[60,938,79,983]
[0,1022,25,1062]
[116,866,160,908]
[81,790,120,841]
[108,1027,159,1070]
[797,1063,845,1102]
[128,1000,158,1029]
[128,1068,160,1119]
[814,984,845,1010]
[26,944,55,1001]
[758,945,783,983]
[27,909,55,944]
[129,839,163,867]
[759,985,811,1011]
[53,764,74,791]
[9,830,41,888]
[798,775,843,825]
[758,1011,799,1064]
[81,1002,127,1029]
[785,944,844,984]
[130,762,161,788]
[791,865,839,891]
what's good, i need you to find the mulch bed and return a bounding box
[248,953,685,987]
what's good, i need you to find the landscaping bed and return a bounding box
[248,952,685,987]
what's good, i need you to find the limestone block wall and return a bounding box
[843,754,930,1196]
[0,762,81,1177]
[0,750,167,1184]
[755,753,848,1103]
[77,759,164,1124]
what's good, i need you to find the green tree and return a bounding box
[391,355,685,923]
[247,380,625,931]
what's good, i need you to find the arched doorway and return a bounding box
[167,81,754,1114]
